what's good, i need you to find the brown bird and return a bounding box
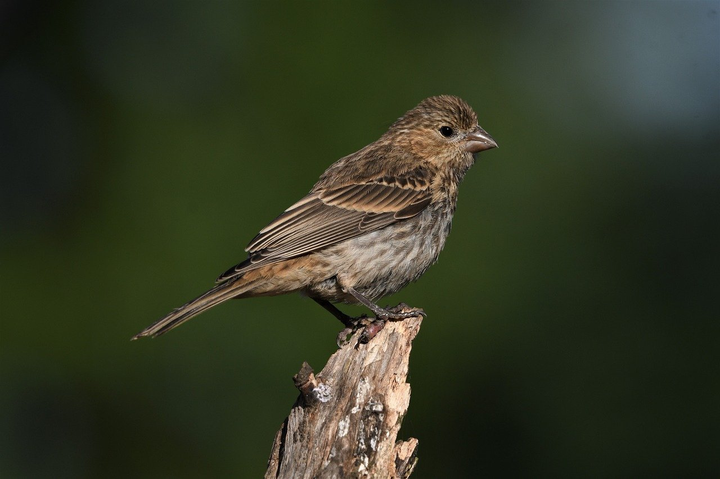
[133,95,497,344]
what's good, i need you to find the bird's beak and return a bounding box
[464,126,498,153]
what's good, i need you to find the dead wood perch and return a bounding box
[265,315,423,479]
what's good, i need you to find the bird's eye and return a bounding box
[439,126,454,137]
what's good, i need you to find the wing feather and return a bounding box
[216,168,434,282]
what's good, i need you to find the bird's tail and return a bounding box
[132,277,255,340]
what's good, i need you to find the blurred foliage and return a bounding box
[1,1,718,477]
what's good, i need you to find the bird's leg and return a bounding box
[336,279,426,343]
[313,298,356,328]
[313,298,371,347]
[340,284,426,321]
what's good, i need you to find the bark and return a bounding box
[265,315,422,479]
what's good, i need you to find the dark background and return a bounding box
[1,1,718,477]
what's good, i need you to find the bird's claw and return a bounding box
[336,314,372,348]
[380,302,426,319]
[335,305,425,347]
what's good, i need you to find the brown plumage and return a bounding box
[133,95,497,341]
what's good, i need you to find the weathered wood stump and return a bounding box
[265,315,423,478]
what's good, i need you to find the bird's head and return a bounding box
[388,95,497,168]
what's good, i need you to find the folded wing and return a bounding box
[216,169,433,283]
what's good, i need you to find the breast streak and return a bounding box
[309,203,453,303]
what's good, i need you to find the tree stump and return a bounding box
[265,315,423,478]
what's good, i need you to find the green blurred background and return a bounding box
[1,1,718,477]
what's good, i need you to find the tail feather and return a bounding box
[132,278,254,340]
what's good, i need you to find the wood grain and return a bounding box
[265,316,422,478]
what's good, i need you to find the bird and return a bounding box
[132,95,497,344]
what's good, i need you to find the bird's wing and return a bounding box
[216,168,433,282]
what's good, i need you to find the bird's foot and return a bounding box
[358,303,425,343]
[336,314,372,348]
[334,300,426,347]
[336,304,426,347]
[379,302,426,320]
[338,283,425,323]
